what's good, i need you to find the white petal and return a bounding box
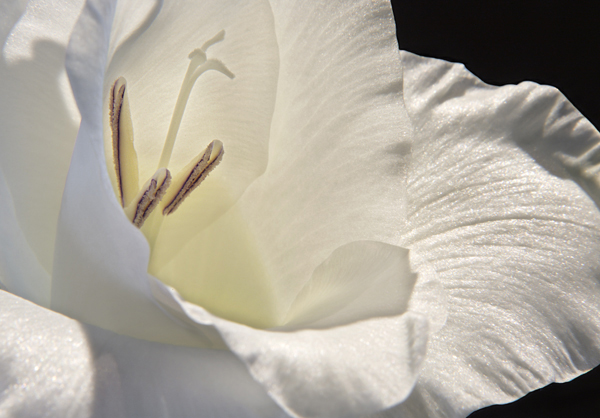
[0,290,95,417]
[0,0,82,271]
[0,0,26,47]
[107,0,162,61]
[153,0,413,325]
[0,290,288,418]
[219,314,428,418]
[405,256,448,334]
[381,51,600,418]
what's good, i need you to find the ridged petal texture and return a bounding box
[371,52,600,418]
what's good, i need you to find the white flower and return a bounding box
[1,1,600,418]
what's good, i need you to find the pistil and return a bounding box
[157,30,234,170]
[109,77,139,207]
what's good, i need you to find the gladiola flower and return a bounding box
[1,1,600,418]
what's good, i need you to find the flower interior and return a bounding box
[106,32,281,328]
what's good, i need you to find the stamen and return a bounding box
[110,77,139,207]
[125,168,172,227]
[157,32,235,170]
[162,140,224,215]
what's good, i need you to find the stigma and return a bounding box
[108,31,233,228]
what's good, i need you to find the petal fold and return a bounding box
[155,283,428,418]
[151,240,430,418]
[1,290,287,418]
[284,241,416,329]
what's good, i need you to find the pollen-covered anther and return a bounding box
[125,168,172,228]
[162,140,224,215]
[109,77,139,207]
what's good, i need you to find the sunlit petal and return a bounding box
[154,0,412,325]
[152,271,428,418]
[284,241,416,329]
[378,51,600,418]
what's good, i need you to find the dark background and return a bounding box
[389,1,600,417]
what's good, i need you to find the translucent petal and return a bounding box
[284,241,416,329]
[377,51,600,418]
[155,0,412,324]
[0,0,82,272]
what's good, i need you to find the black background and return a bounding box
[389,1,600,417]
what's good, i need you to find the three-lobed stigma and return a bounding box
[108,31,233,228]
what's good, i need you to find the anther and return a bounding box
[162,140,224,215]
[110,77,139,207]
[125,168,172,227]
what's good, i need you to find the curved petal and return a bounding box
[216,313,427,418]
[405,256,448,334]
[151,240,429,418]
[155,0,413,324]
[380,51,600,418]
[0,290,288,418]
[0,0,82,272]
